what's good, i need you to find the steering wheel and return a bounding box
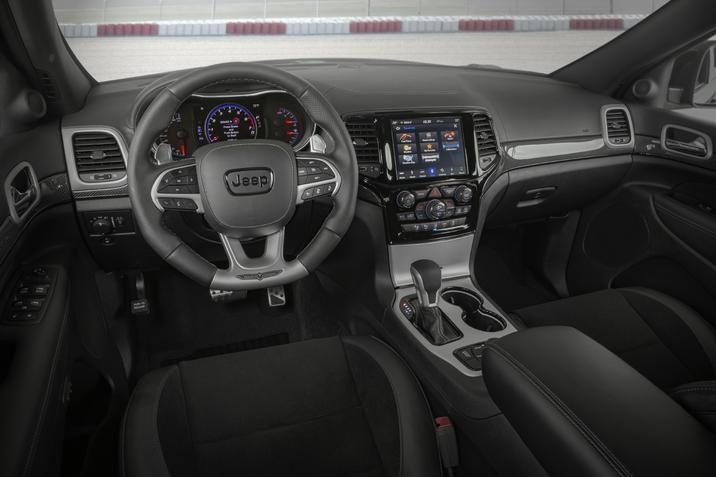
[127,63,357,290]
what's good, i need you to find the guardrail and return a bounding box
[59,15,647,38]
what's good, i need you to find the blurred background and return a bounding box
[53,0,668,22]
[52,0,667,81]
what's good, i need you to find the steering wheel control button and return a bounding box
[159,197,198,211]
[396,190,416,209]
[158,167,199,194]
[301,188,315,200]
[454,185,474,204]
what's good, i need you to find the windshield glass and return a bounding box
[53,0,659,82]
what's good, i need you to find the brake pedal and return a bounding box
[266,286,286,307]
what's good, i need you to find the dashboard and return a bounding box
[61,59,639,250]
[154,90,314,160]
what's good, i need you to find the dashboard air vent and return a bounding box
[473,112,498,170]
[345,118,381,177]
[72,131,126,182]
[603,107,632,146]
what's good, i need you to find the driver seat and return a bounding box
[120,336,441,477]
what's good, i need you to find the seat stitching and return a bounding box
[366,335,442,477]
[672,386,716,395]
[194,403,364,445]
[489,343,632,477]
[339,340,390,475]
[119,376,141,477]
[177,366,200,477]
[618,292,697,379]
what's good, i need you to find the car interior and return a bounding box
[2,0,716,476]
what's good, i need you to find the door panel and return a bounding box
[567,100,716,327]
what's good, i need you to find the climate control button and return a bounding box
[396,190,416,209]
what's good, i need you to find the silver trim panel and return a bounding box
[506,138,605,160]
[388,234,473,287]
[393,276,517,377]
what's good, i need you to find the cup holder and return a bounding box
[441,288,507,332]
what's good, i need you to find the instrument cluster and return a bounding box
[154,91,314,160]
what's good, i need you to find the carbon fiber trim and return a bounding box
[73,186,129,200]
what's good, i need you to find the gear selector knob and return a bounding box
[410,259,442,308]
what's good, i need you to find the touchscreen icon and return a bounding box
[420,142,437,154]
[442,130,458,141]
[401,143,417,154]
[442,141,460,151]
[400,154,417,165]
[419,132,437,143]
[396,132,415,144]
[421,153,439,163]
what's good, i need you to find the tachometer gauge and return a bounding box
[204,103,257,143]
[271,106,304,147]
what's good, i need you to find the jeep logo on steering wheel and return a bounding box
[224,168,274,195]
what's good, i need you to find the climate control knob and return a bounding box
[425,199,448,220]
[396,191,416,209]
[454,185,474,204]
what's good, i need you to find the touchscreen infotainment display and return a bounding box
[391,116,467,181]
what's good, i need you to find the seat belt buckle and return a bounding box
[435,416,459,473]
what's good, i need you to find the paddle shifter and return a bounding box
[409,260,461,345]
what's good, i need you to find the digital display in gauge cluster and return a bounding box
[154,92,312,160]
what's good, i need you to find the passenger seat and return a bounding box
[510,287,716,389]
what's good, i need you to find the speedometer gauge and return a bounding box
[271,106,304,147]
[204,103,257,143]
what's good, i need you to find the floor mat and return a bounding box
[132,267,303,377]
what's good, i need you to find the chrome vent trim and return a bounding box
[345,118,380,164]
[62,126,129,194]
[472,112,499,171]
[602,105,634,148]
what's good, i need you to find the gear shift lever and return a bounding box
[410,259,443,308]
[409,260,461,345]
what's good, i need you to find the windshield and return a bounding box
[53,0,656,82]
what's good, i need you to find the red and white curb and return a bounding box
[59,15,646,38]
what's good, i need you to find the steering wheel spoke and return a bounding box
[295,153,342,204]
[151,160,205,213]
[215,228,297,287]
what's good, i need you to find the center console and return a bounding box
[347,109,514,377]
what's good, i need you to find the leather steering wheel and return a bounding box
[127,63,357,290]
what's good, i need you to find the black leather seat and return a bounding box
[511,287,716,389]
[120,336,441,477]
[483,326,716,477]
